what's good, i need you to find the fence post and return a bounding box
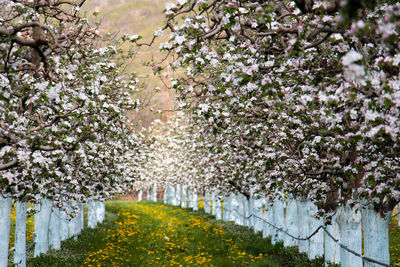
[339,205,362,267]
[284,195,298,247]
[49,207,61,250]
[362,205,391,267]
[308,202,324,259]
[181,185,188,208]
[0,196,12,267]
[34,198,52,257]
[271,196,285,245]
[14,201,27,267]
[324,212,340,266]
[297,197,309,253]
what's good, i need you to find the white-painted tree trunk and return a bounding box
[169,186,173,205]
[146,190,151,201]
[248,189,255,228]
[284,195,297,247]
[324,212,340,266]
[204,191,211,213]
[14,201,27,267]
[138,190,143,201]
[170,186,175,205]
[181,185,188,208]
[59,207,69,241]
[263,199,273,239]
[49,207,61,250]
[0,196,12,267]
[34,198,52,257]
[78,203,84,234]
[95,201,102,224]
[307,202,324,259]
[188,189,193,208]
[152,184,158,202]
[193,190,198,211]
[211,191,217,215]
[215,195,222,220]
[235,194,245,226]
[163,187,168,204]
[271,197,285,245]
[253,196,264,233]
[229,194,239,222]
[100,201,106,223]
[339,205,362,267]
[87,201,97,229]
[222,195,230,221]
[243,195,250,227]
[297,198,309,253]
[362,206,391,267]
[175,184,181,206]
[163,188,170,205]
[67,203,77,240]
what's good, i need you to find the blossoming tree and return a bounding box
[0,0,142,264]
[146,0,400,265]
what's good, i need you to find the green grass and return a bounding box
[390,210,400,266]
[25,201,325,266]
[6,201,400,266]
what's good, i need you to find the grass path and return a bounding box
[28,201,326,266]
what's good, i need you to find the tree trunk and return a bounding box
[34,198,52,257]
[362,205,391,267]
[307,202,324,259]
[297,198,309,253]
[284,195,298,247]
[0,196,12,267]
[14,201,27,267]
[324,212,340,266]
[49,207,61,250]
[339,205,362,267]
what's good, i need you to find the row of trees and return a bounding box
[137,1,400,265]
[0,0,142,206]
[143,0,400,217]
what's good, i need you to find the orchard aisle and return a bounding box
[27,201,324,267]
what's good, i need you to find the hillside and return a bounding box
[82,0,174,126]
